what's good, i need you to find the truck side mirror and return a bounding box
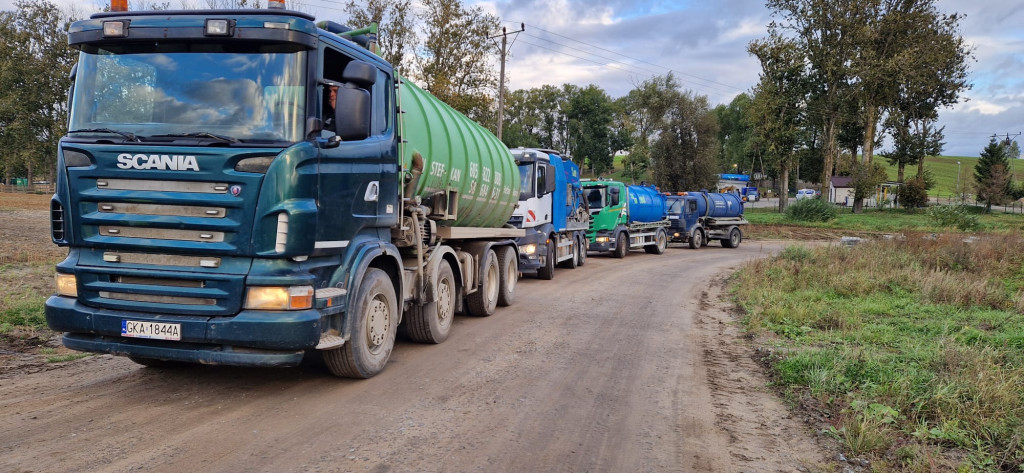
[609,186,620,206]
[544,164,557,194]
[335,86,371,141]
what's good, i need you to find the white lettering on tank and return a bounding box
[450,168,462,183]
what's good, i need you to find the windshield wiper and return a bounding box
[68,128,141,142]
[152,132,239,143]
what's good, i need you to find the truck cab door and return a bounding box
[314,43,397,255]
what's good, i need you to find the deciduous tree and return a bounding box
[416,0,499,121]
[342,0,416,73]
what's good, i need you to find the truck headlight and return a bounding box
[596,236,610,243]
[55,273,78,297]
[244,286,313,310]
[520,244,537,255]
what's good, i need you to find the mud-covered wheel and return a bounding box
[467,249,499,316]
[129,357,189,369]
[559,238,578,269]
[688,228,704,249]
[645,228,667,254]
[537,239,555,280]
[576,235,587,267]
[405,260,455,343]
[322,268,397,378]
[496,246,517,307]
[613,232,628,258]
[722,227,743,248]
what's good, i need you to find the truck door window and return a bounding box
[320,45,384,139]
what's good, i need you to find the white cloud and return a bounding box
[963,100,1010,115]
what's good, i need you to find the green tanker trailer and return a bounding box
[44,5,522,378]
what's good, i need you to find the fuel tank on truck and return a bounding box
[626,184,667,223]
[399,77,519,228]
[691,191,744,218]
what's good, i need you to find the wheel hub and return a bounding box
[367,296,390,348]
[437,277,453,323]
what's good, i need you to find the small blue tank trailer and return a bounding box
[665,191,748,249]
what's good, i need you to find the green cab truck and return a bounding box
[44,6,523,378]
[581,180,669,258]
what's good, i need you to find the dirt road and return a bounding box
[0,243,831,473]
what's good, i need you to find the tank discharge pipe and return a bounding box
[404,152,424,201]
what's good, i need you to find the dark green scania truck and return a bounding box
[45,6,523,378]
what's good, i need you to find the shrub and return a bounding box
[926,204,980,232]
[897,178,929,209]
[784,198,837,222]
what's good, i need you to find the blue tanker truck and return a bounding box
[44,5,525,378]
[508,148,589,279]
[582,180,670,257]
[665,191,748,249]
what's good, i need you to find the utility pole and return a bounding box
[490,23,524,141]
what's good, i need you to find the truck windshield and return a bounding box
[667,199,683,214]
[517,163,535,200]
[69,43,307,144]
[585,187,606,209]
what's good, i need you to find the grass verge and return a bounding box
[1,261,55,335]
[732,233,1024,471]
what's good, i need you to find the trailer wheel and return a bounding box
[467,249,499,316]
[688,228,704,249]
[722,227,743,248]
[613,232,628,258]
[537,239,555,280]
[496,246,517,307]
[559,237,578,269]
[405,260,455,343]
[645,228,668,255]
[322,268,397,378]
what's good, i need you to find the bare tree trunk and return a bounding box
[821,118,837,196]
[853,106,878,214]
[778,162,790,213]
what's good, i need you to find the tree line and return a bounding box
[6,0,1010,210]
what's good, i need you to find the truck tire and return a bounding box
[405,260,455,343]
[645,228,667,254]
[722,227,743,248]
[576,234,586,267]
[559,237,578,269]
[496,246,517,307]
[688,228,704,249]
[537,239,556,280]
[322,268,397,378]
[613,232,628,258]
[467,249,499,316]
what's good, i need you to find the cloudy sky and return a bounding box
[4,0,1021,157]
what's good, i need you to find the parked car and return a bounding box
[795,188,816,200]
